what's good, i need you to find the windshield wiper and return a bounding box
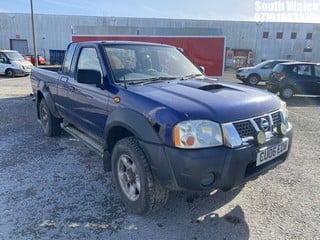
[142,76,177,85]
[120,77,177,86]
[124,80,146,85]
[180,73,203,80]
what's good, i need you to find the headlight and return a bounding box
[173,120,223,149]
[279,100,289,135]
[280,101,289,122]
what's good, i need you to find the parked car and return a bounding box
[24,54,46,65]
[267,62,320,99]
[236,59,292,85]
[0,50,33,77]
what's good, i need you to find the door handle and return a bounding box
[69,86,76,92]
[60,76,68,82]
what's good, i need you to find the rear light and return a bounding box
[279,71,286,81]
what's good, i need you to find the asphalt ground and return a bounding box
[0,71,319,239]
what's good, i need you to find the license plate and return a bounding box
[256,138,289,166]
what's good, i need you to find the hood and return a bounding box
[129,78,281,123]
[12,59,33,66]
[237,66,255,71]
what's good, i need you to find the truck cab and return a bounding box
[30,41,293,215]
[0,50,33,77]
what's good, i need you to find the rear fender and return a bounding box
[36,81,60,119]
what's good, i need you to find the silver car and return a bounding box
[236,60,292,85]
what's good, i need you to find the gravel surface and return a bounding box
[0,73,319,240]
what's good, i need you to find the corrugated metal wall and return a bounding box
[0,13,319,64]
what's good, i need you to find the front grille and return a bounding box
[272,111,281,125]
[232,111,282,140]
[233,121,256,138]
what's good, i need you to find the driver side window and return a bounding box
[0,53,8,64]
[77,47,103,83]
[263,62,273,68]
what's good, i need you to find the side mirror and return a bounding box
[77,69,102,86]
[199,66,205,74]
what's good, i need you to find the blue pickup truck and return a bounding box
[31,41,293,215]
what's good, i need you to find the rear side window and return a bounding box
[292,65,312,76]
[61,43,76,75]
[315,66,320,77]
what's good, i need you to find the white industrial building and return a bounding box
[0,13,319,67]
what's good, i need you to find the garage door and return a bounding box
[10,39,28,54]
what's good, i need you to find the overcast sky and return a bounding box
[1,0,320,23]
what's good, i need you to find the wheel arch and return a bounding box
[247,73,261,83]
[35,82,60,119]
[102,108,162,171]
[280,84,296,99]
[248,73,261,78]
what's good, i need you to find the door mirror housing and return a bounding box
[77,69,102,86]
[199,66,205,74]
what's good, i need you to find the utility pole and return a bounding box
[30,0,38,67]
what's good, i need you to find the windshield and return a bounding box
[104,44,203,83]
[5,51,25,61]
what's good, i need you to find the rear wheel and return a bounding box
[39,98,62,136]
[247,74,260,85]
[6,69,15,78]
[280,87,294,99]
[111,136,169,215]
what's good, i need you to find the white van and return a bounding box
[0,50,33,77]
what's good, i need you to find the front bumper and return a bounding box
[140,128,293,192]
[11,68,31,76]
[15,69,29,76]
[236,73,247,81]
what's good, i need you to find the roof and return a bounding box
[0,50,18,52]
[279,61,319,66]
[75,40,173,47]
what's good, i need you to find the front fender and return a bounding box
[102,108,163,172]
[104,108,162,146]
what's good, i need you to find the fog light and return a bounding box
[277,123,288,136]
[201,173,215,187]
[256,131,266,145]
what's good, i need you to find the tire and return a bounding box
[280,87,294,99]
[6,69,15,78]
[247,74,260,85]
[111,136,169,215]
[39,98,62,136]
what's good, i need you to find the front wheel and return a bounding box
[111,137,169,215]
[39,98,62,136]
[247,74,260,85]
[6,69,15,78]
